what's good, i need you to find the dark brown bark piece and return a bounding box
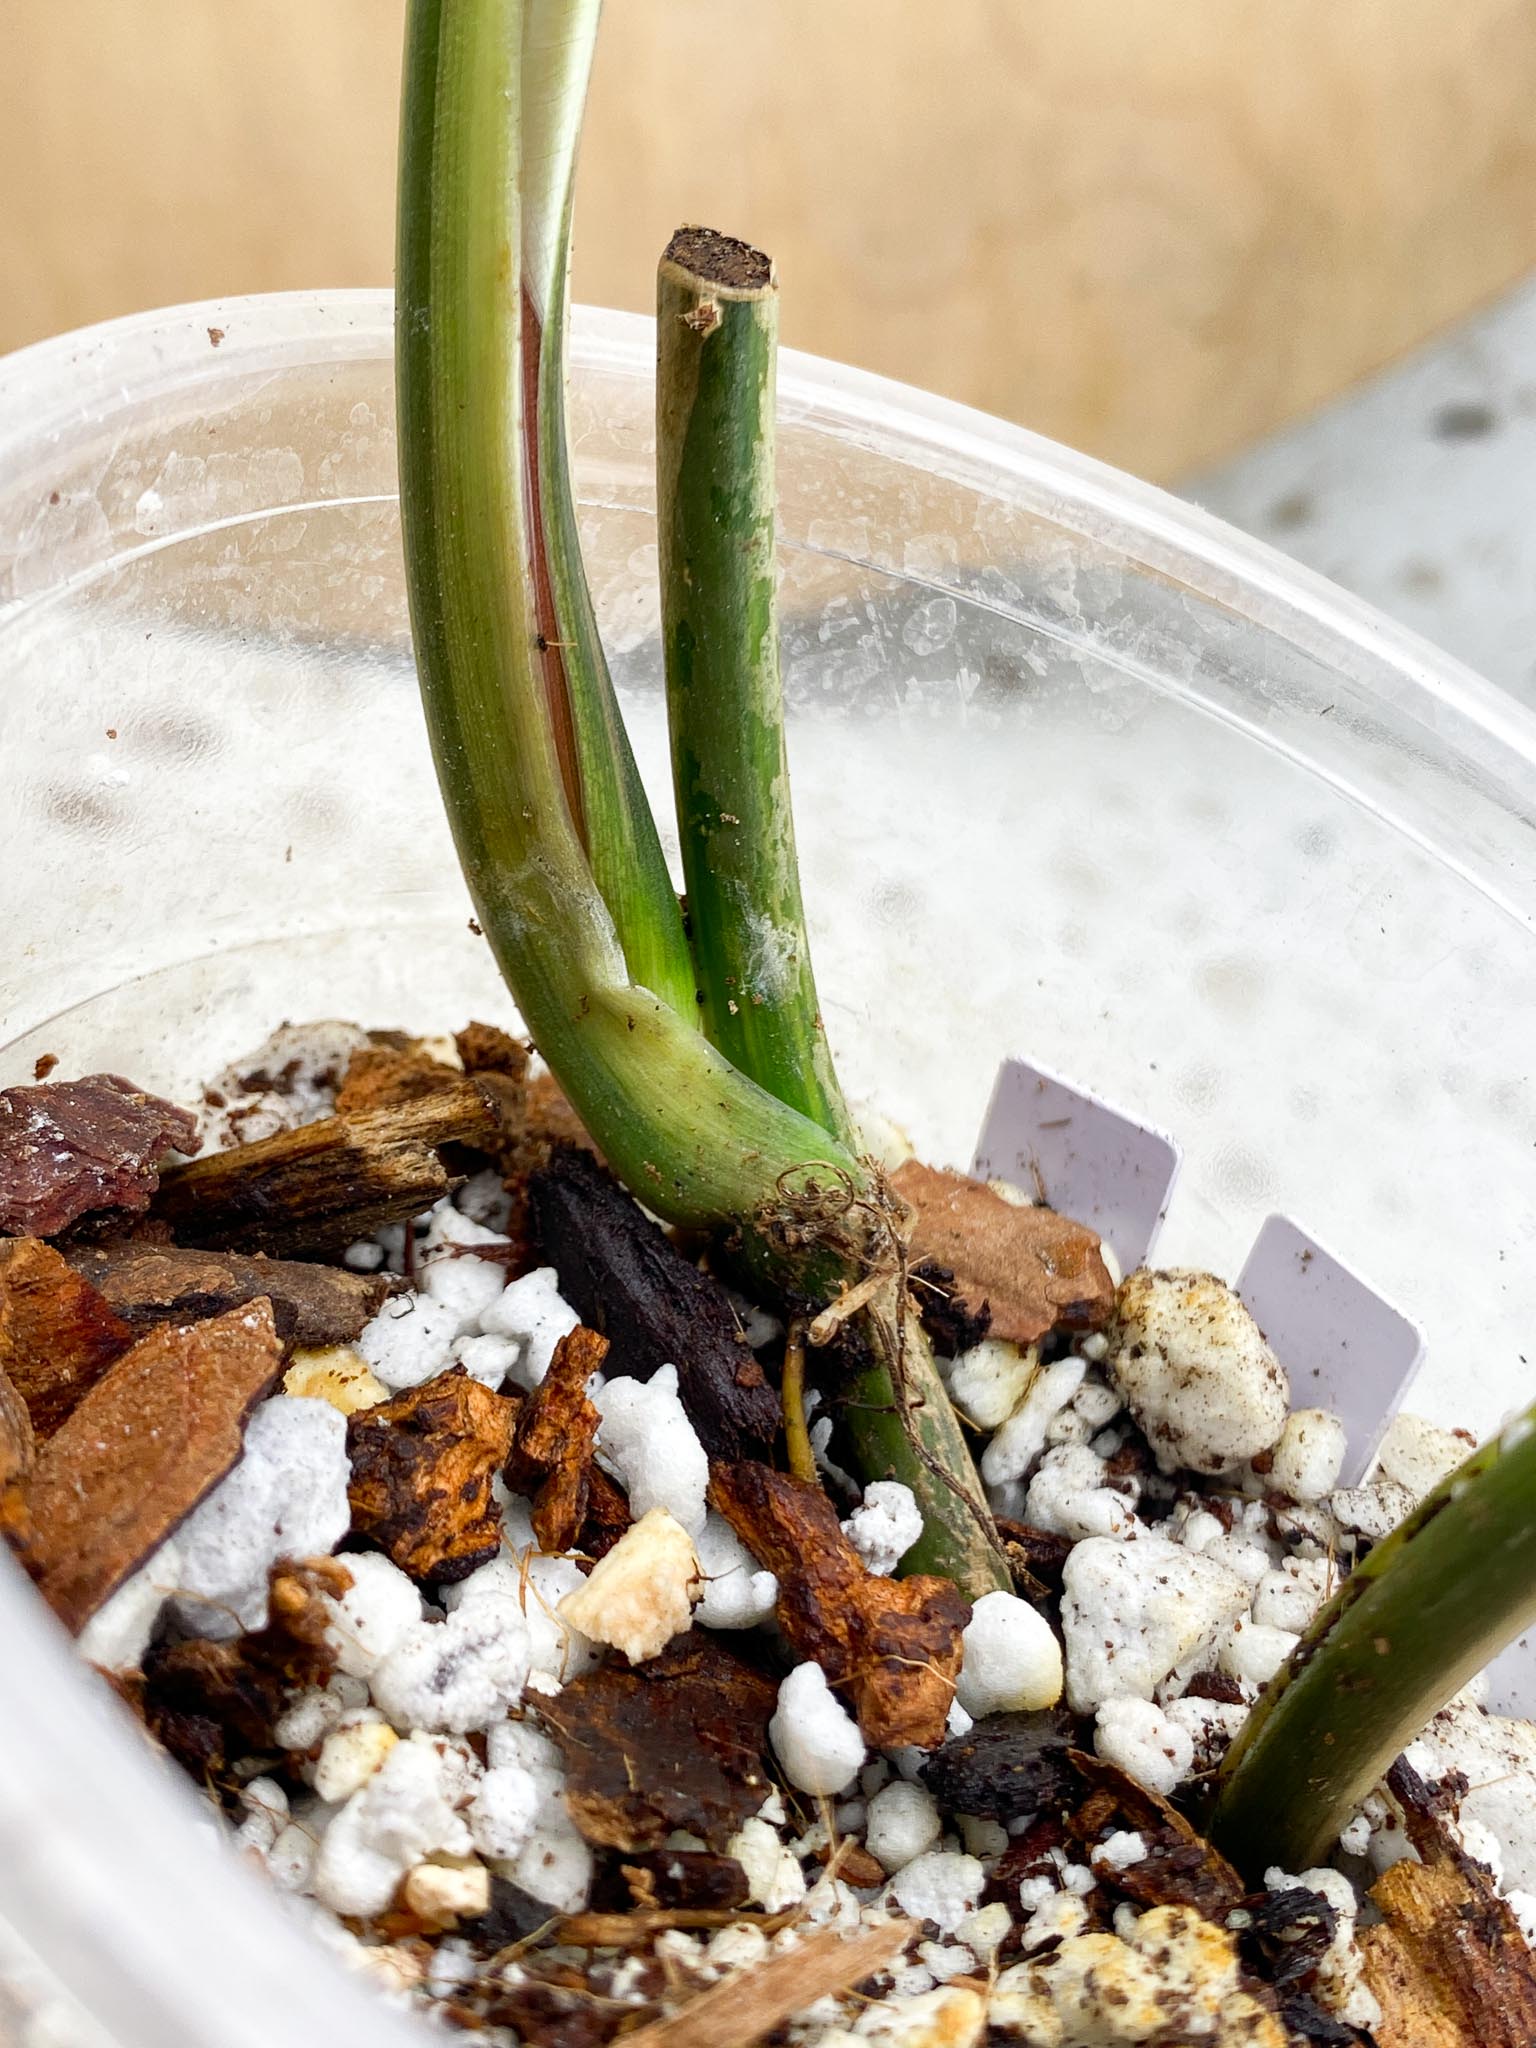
[995,1517,1073,1600]
[140,1556,351,1768]
[63,1240,391,1350]
[890,1159,1116,1346]
[920,1709,1081,1821]
[27,1298,284,1631]
[541,1631,777,1852]
[503,1324,608,1554]
[1360,1759,1536,2048]
[709,1461,968,1749]
[459,1873,557,1951]
[530,1146,779,1460]
[1182,1668,1249,1707]
[578,1464,634,1561]
[346,1366,516,1584]
[910,1258,993,1358]
[0,1074,200,1237]
[622,1851,751,1912]
[0,1358,35,1558]
[1063,1748,1246,1920]
[151,1076,511,1255]
[1236,1884,1342,2012]
[0,1236,134,1437]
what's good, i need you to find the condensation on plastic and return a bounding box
[1,291,1534,2046]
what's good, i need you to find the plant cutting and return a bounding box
[396,0,1008,1599]
[1,3,1535,2045]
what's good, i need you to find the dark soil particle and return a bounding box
[920,1709,1082,1822]
[531,1145,780,1460]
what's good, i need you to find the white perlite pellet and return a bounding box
[169,1397,351,1639]
[322,1553,423,1679]
[888,1850,984,1934]
[1111,1268,1289,1475]
[594,1364,709,1536]
[1094,1698,1194,1797]
[841,1481,923,1576]
[864,1781,942,1872]
[1061,1533,1251,1711]
[769,1662,865,1797]
[479,1266,582,1389]
[954,1591,1063,1716]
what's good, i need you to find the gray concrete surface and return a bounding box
[1185,275,1536,707]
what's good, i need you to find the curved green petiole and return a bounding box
[1209,1401,1536,1876]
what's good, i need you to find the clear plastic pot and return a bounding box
[0,291,1532,2045]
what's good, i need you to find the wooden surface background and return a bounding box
[3,0,1535,479]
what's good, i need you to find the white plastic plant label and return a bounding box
[1236,1215,1426,1489]
[972,1055,1182,1276]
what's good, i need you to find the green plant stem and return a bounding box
[656,227,853,1146]
[1209,1401,1536,1876]
[781,1321,816,1484]
[840,1294,1013,1591]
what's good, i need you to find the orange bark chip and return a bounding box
[892,1159,1115,1346]
[346,1367,517,1584]
[27,1298,284,1632]
[0,1236,135,1438]
[710,1461,968,1749]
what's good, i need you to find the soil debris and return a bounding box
[460,1872,558,1950]
[481,1972,641,2048]
[709,1460,968,1748]
[1253,1875,1343,2007]
[0,1236,134,1436]
[0,1359,35,1558]
[503,1323,608,1553]
[890,1159,1115,1346]
[579,1466,636,1561]
[0,1073,200,1237]
[346,1366,516,1584]
[140,1556,351,1773]
[920,1708,1080,1822]
[610,1919,913,2048]
[541,1631,777,1852]
[620,1850,750,1912]
[994,1516,1073,1601]
[910,1257,992,1358]
[152,1077,512,1256]
[455,1022,529,1080]
[64,1240,392,1350]
[531,1146,779,1460]
[1361,1759,1536,2048]
[553,1907,791,1948]
[335,1043,464,1118]
[1064,1748,1246,1920]
[26,1297,284,1631]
